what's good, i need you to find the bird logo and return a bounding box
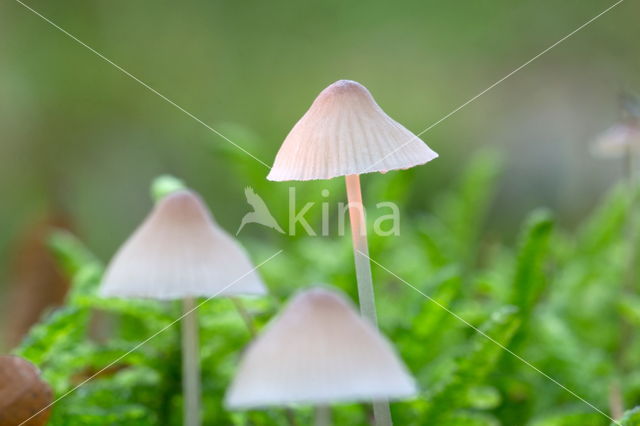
[236,187,285,235]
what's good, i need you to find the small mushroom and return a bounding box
[591,92,640,180]
[225,287,416,425]
[591,123,640,158]
[267,80,437,181]
[0,355,53,426]
[100,189,266,299]
[100,189,267,426]
[267,80,436,424]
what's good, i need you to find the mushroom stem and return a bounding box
[345,174,378,326]
[623,144,633,182]
[315,405,332,426]
[230,297,257,338]
[181,297,201,426]
[609,379,624,420]
[613,148,640,411]
[345,174,392,426]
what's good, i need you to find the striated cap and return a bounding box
[267,80,438,181]
[225,287,417,408]
[100,190,267,300]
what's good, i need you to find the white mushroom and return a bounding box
[267,80,437,181]
[100,189,266,299]
[266,80,436,425]
[100,188,267,426]
[226,287,417,424]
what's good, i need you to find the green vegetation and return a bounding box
[14,153,640,424]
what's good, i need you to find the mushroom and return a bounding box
[100,188,267,426]
[267,80,436,424]
[592,123,640,156]
[225,287,417,425]
[267,80,438,181]
[591,92,640,180]
[0,355,53,426]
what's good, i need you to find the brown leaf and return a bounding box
[0,356,52,426]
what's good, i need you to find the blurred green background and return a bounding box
[2,1,640,424]
[1,0,638,270]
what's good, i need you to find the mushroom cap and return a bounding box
[591,123,640,158]
[225,287,417,408]
[267,80,438,181]
[100,190,267,300]
[0,355,53,426]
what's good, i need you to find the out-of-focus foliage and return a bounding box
[2,0,639,302]
[14,152,640,425]
[616,406,640,426]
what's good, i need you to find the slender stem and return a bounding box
[181,297,201,426]
[315,405,332,426]
[625,149,639,296]
[345,174,378,326]
[285,409,299,426]
[622,148,638,298]
[230,297,257,337]
[345,174,392,426]
[371,402,392,426]
[612,149,639,413]
[623,144,633,183]
[609,379,624,420]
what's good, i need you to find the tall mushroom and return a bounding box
[592,93,640,416]
[225,287,417,425]
[267,80,436,424]
[100,188,267,426]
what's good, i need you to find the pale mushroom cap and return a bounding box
[225,287,417,408]
[100,190,267,300]
[591,123,640,158]
[267,80,438,181]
